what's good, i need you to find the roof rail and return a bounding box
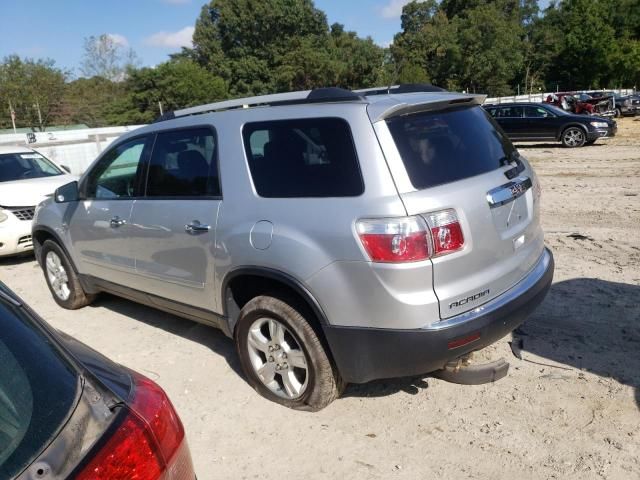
[155,87,364,122]
[355,83,447,96]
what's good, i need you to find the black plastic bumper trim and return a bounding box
[322,249,554,384]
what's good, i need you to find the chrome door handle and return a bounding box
[110,216,126,228]
[185,220,211,234]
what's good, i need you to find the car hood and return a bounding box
[0,174,77,207]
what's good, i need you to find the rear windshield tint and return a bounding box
[243,118,364,198]
[0,297,78,478]
[387,106,515,189]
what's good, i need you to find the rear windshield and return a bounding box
[387,106,516,190]
[0,292,78,478]
[0,152,62,182]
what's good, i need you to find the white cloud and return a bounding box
[379,0,412,19]
[144,26,195,49]
[106,33,129,47]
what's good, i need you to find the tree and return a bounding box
[0,55,67,131]
[62,77,125,127]
[80,34,139,81]
[187,0,384,95]
[109,59,228,124]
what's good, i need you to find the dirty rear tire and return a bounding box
[41,240,95,309]
[235,295,343,411]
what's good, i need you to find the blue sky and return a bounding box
[0,0,409,76]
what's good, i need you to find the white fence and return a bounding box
[485,88,636,104]
[0,125,145,175]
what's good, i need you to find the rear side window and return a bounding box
[243,118,363,198]
[387,106,515,190]
[495,106,524,118]
[146,128,220,197]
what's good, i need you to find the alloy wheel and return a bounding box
[45,251,71,301]
[563,128,585,147]
[246,317,309,399]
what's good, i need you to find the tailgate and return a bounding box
[382,104,545,319]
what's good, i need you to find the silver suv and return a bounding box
[33,85,554,410]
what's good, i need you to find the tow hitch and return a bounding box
[433,355,509,385]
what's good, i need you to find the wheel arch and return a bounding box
[557,122,589,140]
[32,227,76,272]
[221,267,338,365]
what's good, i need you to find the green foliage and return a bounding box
[110,60,228,124]
[2,0,639,132]
[188,0,385,95]
[0,55,67,131]
[391,0,640,94]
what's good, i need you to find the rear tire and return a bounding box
[41,240,95,309]
[235,295,343,411]
[561,127,586,148]
[615,108,622,118]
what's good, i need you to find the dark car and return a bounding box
[0,282,195,479]
[484,102,617,147]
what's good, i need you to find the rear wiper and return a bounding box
[503,152,526,179]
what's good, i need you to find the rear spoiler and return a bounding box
[367,94,486,123]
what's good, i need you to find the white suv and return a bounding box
[0,146,75,257]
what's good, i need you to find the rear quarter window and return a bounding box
[387,106,515,190]
[242,118,364,198]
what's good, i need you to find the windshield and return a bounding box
[0,152,63,182]
[387,105,516,190]
[0,290,78,478]
[544,104,571,116]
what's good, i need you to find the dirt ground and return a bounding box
[1,118,639,479]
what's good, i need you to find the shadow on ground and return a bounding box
[86,277,640,407]
[0,253,36,267]
[517,277,640,409]
[516,142,605,149]
[90,293,245,380]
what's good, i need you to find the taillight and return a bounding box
[423,209,465,257]
[75,372,195,480]
[356,216,431,262]
[356,209,464,263]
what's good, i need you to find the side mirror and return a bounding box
[60,164,71,173]
[55,181,79,203]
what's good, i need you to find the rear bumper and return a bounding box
[323,248,554,383]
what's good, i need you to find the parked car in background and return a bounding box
[0,281,195,479]
[32,85,554,410]
[0,146,76,257]
[484,102,617,147]
[544,92,614,117]
[585,91,638,117]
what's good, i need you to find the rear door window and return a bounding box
[146,127,220,197]
[243,118,363,198]
[387,106,515,190]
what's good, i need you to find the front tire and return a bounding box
[235,295,343,411]
[561,127,586,148]
[41,240,95,309]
